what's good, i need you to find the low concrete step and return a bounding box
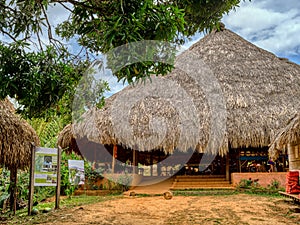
[171,175,233,190]
[173,181,231,185]
[171,186,235,190]
[174,179,227,182]
[172,184,233,188]
[175,175,226,179]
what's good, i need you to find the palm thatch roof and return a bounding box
[0,98,40,170]
[269,113,300,158]
[57,123,81,155]
[59,26,300,157]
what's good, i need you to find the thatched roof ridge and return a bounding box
[57,124,73,150]
[59,27,300,156]
[269,113,300,158]
[0,98,40,170]
[57,123,82,155]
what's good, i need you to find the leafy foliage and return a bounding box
[0,42,86,117]
[236,178,285,196]
[0,0,249,87]
[56,0,246,82]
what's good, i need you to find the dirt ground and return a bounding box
[24,193,300,225]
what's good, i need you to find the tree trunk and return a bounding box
[9,167,18,215]
[288,144,300,171]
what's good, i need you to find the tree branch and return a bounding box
[58,2,73,13]
[0,30,18,42]
[40,3,53,40]
[51,0,102,11]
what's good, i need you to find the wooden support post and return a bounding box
[55,146,62,210]
[288,144,294,171]
[226,153,230,181]
[112,145,117,173]
[10,167,17,215]
[150,153,153,176]
[157,153,161,176]
[28,143,36,216]
[238,150,241,173]
[295,145,299,159]
[288,144,300,171]
[283,153,286,170]
[133,149,138,174]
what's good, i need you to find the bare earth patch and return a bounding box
[27,194,300,225]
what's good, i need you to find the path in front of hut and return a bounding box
[26,194,300,225]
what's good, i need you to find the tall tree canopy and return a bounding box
[0,0,249,116]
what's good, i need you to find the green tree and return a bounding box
[0,42,86,117]
[1,0,249,85]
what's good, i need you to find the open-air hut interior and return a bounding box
[269,113,300,171]
[0,98,40,212]
[58,25,300,179]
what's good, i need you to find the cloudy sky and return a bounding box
[222,0,300,64]
[181,0,300,64]
[44,0,299,64]
[105,0,299,93]
[15,0,299,96]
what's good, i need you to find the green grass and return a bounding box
[2,194,123,225]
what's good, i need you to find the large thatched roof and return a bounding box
[269,113,300,158]
[0,98,40,170]
[59,26,300,156]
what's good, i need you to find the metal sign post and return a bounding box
[55,146,61,209]
[28,143,36,216]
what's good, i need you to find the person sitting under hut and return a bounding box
[267,158,275,172]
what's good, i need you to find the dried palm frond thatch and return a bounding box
[57,123,81,155]
[269,113,300,158]
[0,98,40,170]
[59,26,300,157]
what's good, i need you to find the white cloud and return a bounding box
[222,0,300,60]
[47,3,72,26]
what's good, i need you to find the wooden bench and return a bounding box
[279,191,300,204]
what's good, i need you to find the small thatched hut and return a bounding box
[0,98,39,169]
[59,25,300,177]
[0,98,39,212]
[269,113,300,170]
